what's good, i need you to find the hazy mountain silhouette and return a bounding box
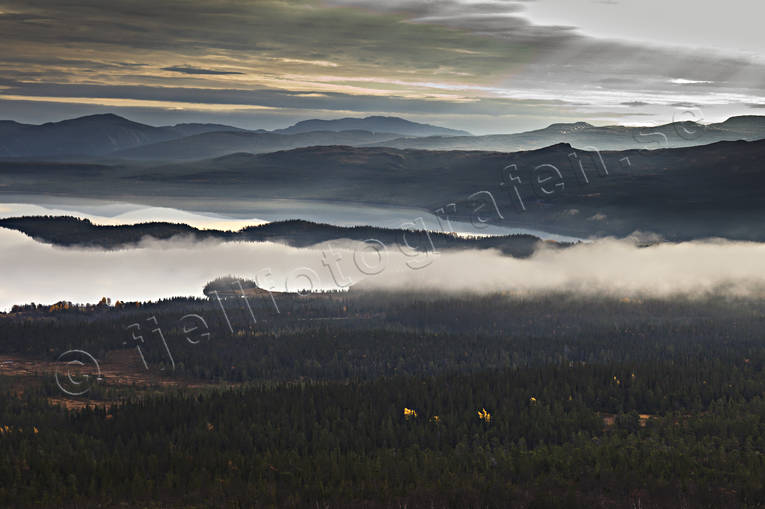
[713,115,765,134]
[368,116,765,152]
[2,113,763,161]
[0,114,247,158]
[162,123,255,137]
[113,129,407,160]
[274,116,470,137]
[0,113,468,159]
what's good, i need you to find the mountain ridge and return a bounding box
[274,115,471,137]
[367,116,765,152]
[0,113,469,159]
[1,113,764,161]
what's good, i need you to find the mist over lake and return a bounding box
[3,225,765,312]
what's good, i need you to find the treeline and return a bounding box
[0,215,545,256]
[1,292,764,383]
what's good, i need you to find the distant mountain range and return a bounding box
[370,116,765,152]
[0,114,467,160]
[1,113,763,161]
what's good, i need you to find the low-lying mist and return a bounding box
[2,227,765,311]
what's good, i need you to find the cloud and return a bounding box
[356,237,765,298]
[162,66,244,75]
[0,0,762,131]
[669,79,714,85]
[0,81,596,117]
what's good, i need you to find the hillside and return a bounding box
[3,139,765,240]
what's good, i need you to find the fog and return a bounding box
[357,238,765,297]
[2,227,765,311]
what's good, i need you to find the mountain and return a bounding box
[0,120,31,137]
[711,115,765,135]
[113,129,407,161]
[161,123,254,137]
[0,114,252,159]
[367,116,765,152]
[274,116,471,137]
[0,114,178,158]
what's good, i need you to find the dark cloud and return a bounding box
[162,66,244,75]
[0,81,586,119]
[0,0,761,131]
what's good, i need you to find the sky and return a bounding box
[0,0,763,133]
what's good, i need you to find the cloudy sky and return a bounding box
[0,0,762,133]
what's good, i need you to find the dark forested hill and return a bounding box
[0,216,547,256]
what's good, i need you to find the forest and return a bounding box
[0,216,545,256]
[1,289,764,507]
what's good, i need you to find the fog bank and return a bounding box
[2,228,765,310]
